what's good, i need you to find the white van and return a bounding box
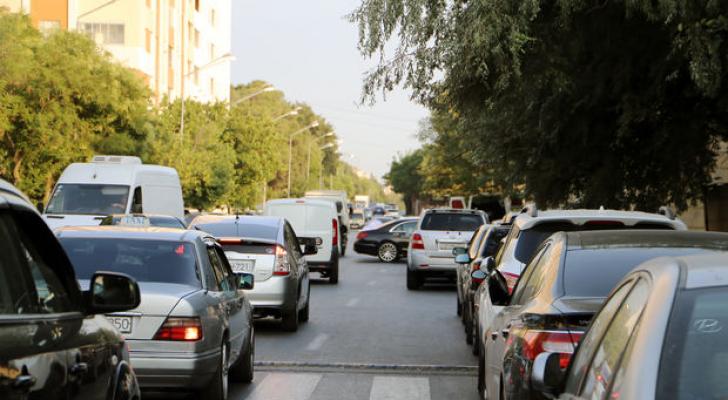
[43,155,184,230]
[305,190,350,256]
[265,198,341,284]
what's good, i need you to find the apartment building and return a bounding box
[0,0,231,104]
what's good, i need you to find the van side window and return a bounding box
[131,187,143,213]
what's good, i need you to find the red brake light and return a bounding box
[332,219,339,246]
[154,317,203,341]
[502,271,520,295]
[356,231,368,240]
[411,233,424,250]
[274,245,290,276]
[521,330,583,369]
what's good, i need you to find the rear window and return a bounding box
[60,238,200,286]
[420,213,484,232]
[193,222,278,240]
[563,247,714,297]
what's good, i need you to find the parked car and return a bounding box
[43,155,184,229]
[406,208,488,290]
[354,217,418,262]
[473,206,689,392]
[455,223,511,349]
[0,179,142,400]
[350,211,366,230]
[189,215,316,332]
[100,213,187,229]
[480,230,728,400]
[531,252,728,400]
[57,226,256,399]
[265,198,341,283]
[305,190,350,256]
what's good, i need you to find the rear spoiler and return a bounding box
[298,236,323,246]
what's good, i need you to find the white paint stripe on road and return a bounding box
[369,376,431,400]
[305,333,330,351]
[346,298,360,307]
[245,373,322,400]
[367,280,378,286]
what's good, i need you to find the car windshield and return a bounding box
[60,238,201,287]
[658,287,728,399]
[45,184,130,215]
[420,213,483,232]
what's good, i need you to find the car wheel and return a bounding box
[478,346,486,400]
[281,304,299,332]
[329,254,340,284]
[200,342,228,400]
[377,242,399,263]
[406,268,422,290]
[230,328,254,383]
[298,286,310,323]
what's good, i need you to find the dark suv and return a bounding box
[0,179,142,400]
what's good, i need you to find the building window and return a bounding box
[81,23,125,45]
[169,27,174,47]
[146,0,151,8]
[38,20,60,34]
[145,29,152,53]
[210,9,215,26]
[194,29,199,48]
[195,0,200,12]
[170,0,175,7]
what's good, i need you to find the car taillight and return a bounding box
[274,244,290,276]
[356,231,368,240]
[521,330,583,369]
[332,219,339,246]
[502,271,520,294]
[411,233,425,250]
[154,317,203,341]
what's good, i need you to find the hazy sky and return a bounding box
[230,1,428,179]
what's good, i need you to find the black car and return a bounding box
[354,218,418,262]
[0,179,142,400]
[100,213,187,229]
[482,230,728,400]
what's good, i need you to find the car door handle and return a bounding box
[13,374,36,391]
[70,362,88,376]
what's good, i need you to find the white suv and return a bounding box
[474,206,688,387]
[407,208,488,290]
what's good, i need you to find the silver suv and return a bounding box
[407,208,488,290]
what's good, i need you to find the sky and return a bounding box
[230,1,429,180]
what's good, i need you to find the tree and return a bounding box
[350,1,728,211]
[385,150,424,214]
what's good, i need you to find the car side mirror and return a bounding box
[452,247,467,256]
[86,272,141,314]
[470,270,487,290]
[531,352,565,396]
[487,270,510,306]
[480,256,496,273]
[236,272,255,290]
[455,254,471,264]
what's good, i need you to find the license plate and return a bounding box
[106,316,133,334]
[231,260,255,273]
[438,242,461,251]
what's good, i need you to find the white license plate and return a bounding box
[106,316,133,334]
[231,260,255,273]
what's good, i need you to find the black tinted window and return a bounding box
[193,222,278,240]
[563,247,713,297]
[61,238,201,286]
[420,213,484,231]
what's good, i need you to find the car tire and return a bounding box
[281,305,299,332]
[377,242,399,263]
[230,328,254,383]
[329,254,340,284]
[298,286,310,323]
[200,342,228,400]
[406,268,422,290]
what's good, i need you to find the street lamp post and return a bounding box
[274,106,302,122]
[231,86,279,107]
[288,121,319,196]
[179,53,235,140]
[307,131,335,181]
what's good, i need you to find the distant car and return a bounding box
[0,179,142,400]
[406,208,488,290]
[354,218,418,262]
[481,230,728,400]
[532,252,728,400]
[57,226,256,399]
[372,206,386,216]
[350,211,366,230]
[362,215,397,231]
[100,213,187,229]
[189,215,316,332]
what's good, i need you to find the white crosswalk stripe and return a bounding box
[369,376,431,400]
[245,373,322,400]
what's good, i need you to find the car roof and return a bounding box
[189,214,283,227]
[565,230,728,251]
[266,198,335,208]
[422,208,485,215]
[55,226,208,242]
[109,213,180,219]
[0,178,33,205]
[514,208,687,230]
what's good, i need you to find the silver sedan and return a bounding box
[57,226,255,399]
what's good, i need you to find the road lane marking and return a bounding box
[306,333,329,351]
[367,280,378,286]
[369,376,431,400]
[346,298,360,307]
[245,373,322,400]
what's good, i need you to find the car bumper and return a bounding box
[129,347,220,389]
[247,275,296,309]
[354,241,377,255]
[408,250,458,273]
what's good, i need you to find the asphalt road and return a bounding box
[229,238,479,400]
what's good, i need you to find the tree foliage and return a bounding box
[385,150,424,214]
[351,0,728,211]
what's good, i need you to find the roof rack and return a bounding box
[657,206,676,220]
[520,204,538,218]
